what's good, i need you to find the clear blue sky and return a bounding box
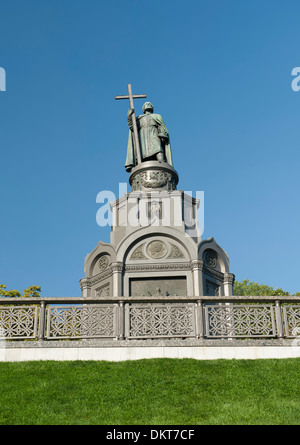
[0,0,299,296]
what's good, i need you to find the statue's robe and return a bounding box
[125,113,173,170]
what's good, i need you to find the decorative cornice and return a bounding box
[84,258,234,286]
[203,265,224,282]
[125,263,190,272]
[89,267,113,286]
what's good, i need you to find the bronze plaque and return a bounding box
[130,277,187,297]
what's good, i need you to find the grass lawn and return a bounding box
[0,358,299,425]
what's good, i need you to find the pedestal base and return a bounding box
[129,161,179,192]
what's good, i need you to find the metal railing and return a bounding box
[0,296,299,341]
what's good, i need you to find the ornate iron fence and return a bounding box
[46,304,118,339]
[282,305,300,337]
[0,296,299,341]
[204,304,276,338]
[0,305,38,339]
[125,303,196,339]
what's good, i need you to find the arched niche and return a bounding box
[84,241,117,278]
[117,227,196,297]
[198,238,230,274]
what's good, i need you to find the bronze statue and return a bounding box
[125,102,173,172]
[115,85,173,173]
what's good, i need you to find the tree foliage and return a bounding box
[0,285,21,298]
[0,284,41,298]
[233,279,297,296]
[22,286,41,298]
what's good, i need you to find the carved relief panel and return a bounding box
[129,239,185,262]
[95,283,110,298]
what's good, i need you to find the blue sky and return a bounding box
[0,0,299,296]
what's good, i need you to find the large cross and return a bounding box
[115,84,147,165]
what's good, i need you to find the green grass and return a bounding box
[0,358,299,425]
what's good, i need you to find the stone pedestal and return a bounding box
[80,162,235,299]
[129,160,179,192]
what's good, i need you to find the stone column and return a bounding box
[111,262,124,297]
[223,273,235,296]
[190,259,204,297]
[80,278,91,298]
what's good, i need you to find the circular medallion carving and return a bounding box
[98,255,109,271]
[204,250,218,268]
[146,240,168,259]
[129,161,179,192]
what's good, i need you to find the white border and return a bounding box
[1,346,300,362]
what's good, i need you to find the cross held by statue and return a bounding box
[115,84,147,165]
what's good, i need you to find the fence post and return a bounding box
[38,300,46,341]
[275,300,284,339]
[197,300,204,339]
[118,301,124,340]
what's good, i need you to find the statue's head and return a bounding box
[142,102,154,113]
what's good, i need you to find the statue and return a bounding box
[115,85,174,173]
[125,102,173,172]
